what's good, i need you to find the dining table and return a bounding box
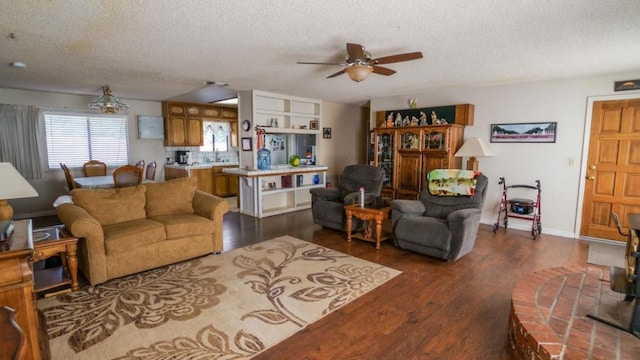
[74,176,153,189]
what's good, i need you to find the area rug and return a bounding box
[587,241,625,268]
[37,236,401,359]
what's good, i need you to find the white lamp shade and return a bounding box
[345,65,373,82]
[454,137,495,157]
[0,162,39,199]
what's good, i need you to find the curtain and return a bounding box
[0,104,43,179]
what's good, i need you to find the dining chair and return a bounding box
[145,161,157,181]
[82,160,107,177]
[113,165,143,188]
[135,160,145,172]
[60,163,77,191]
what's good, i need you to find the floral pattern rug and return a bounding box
[38,236,401,359]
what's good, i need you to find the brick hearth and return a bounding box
[509,265,639,359]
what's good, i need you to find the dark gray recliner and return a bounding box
[310,164,385,231]
[391,173,488,261]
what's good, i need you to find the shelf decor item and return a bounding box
[310,120,319,130]
[256,129,271,170]
[289,155,301,167]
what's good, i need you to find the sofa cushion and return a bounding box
[103,218,166,255]
[71,186,147,226]
[144,177,197,217]
[149,213,215,240]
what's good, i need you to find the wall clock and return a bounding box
[242,119,251,131]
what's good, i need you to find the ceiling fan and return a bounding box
[297,42,423,82]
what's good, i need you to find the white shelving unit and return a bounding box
[225,166,328,218]
[233,90,325,218]
[238,90,322,170]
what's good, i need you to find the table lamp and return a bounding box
[0,162,39,240]
[454,137,495,171]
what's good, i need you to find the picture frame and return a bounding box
[323,127,332,139]
[490,122,557,143]
[137,115,164,140]
[241,137,252,151]
[614,79,640,91]
[310,120,319,130]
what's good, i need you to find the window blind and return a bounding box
[43,112,129,169]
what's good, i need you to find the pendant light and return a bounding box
[88,85,130,113]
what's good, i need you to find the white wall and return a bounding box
[370,71,640,238]
[319,101,366,176]
[0,88,164,218]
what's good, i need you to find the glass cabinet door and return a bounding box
[424,129,447,150]
[375,131,395,187]
[398,129,421,150]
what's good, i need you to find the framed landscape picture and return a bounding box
[490,122,557,143]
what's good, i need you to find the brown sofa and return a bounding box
[56,177,229,286]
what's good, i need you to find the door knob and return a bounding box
[589,165,596,170]
[586,175,595,180]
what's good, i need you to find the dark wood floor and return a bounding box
[35,210,589,359]
[221,209,588,360]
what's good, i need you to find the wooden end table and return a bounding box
[344,204,392,249]
[31,225,80,295]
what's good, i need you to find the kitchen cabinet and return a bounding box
[164,165,238,197]
[163,102,238,147]
[191,168,213,194]
[373,124,465,200]
[212,166,239,197]
[163,103,203,146]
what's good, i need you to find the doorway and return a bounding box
[580,97,640,242]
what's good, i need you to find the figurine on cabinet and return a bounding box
[386,112,394,127]
[402,116,411,126]
[411,116,419,126]
[419,111,428,126]
[395,113,403,127]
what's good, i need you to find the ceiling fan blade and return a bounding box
[326,69,346,78]
[346,43,365,60]
[373,52,423,65]
[297,61,344,65]
[372,65,396,76]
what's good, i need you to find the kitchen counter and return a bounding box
[223,165,328,177]
[165,162,239,170]
[228,165,328,218]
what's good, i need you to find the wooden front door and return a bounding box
[580,98,640,241]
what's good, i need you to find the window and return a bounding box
[201,121,230,152]
[43,111,129,169]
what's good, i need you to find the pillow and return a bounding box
[144,177,197,217]
[427,169,478,196]
[71,186,147,226]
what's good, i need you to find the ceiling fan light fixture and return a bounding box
[88,85,130,114]
[345,65,373,82]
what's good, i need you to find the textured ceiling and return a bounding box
[1,0,639,105]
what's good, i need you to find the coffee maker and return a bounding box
[175,150,189,165]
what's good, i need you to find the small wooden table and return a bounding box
[31,225,80,295]
[345,204,392,249]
